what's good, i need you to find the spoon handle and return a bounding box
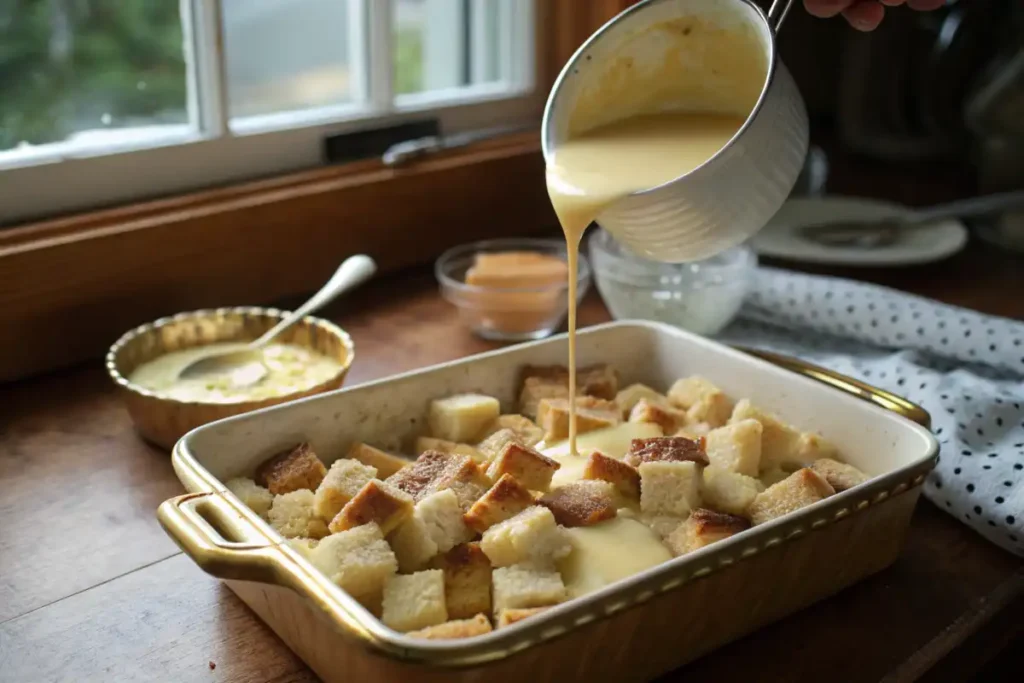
[908,190,1024,224]
[251,255,377,349]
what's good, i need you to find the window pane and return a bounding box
[0,1,189,156]
[222,0,355,120]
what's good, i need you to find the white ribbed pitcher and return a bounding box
[542,0,808,263]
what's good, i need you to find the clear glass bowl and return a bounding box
[436,238,591,342]
[587,228,756,336]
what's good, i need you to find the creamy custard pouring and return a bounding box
[545,112,745,455]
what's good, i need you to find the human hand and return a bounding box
[804,0,946,32]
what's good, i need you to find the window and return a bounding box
[0,0,538,224]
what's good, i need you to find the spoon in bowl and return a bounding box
[177,254,377,386]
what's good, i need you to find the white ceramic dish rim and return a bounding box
[171,320,938,659]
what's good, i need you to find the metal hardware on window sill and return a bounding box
[382,123,536,167]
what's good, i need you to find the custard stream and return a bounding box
[545,112,744,455]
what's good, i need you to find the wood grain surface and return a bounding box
[1,250,1023,682]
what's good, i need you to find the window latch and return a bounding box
[382,123,536,167]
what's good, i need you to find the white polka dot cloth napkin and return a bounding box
[715,267,1024,557]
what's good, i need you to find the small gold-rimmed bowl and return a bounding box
[106,307,354,450]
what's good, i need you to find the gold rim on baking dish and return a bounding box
[158,348,935,668]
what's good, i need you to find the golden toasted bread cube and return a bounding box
[431,543,492,619]
[486,442,561,492]
[388,514,438,573]
[496,607,550,628]
[614,383,669,416]
[636,513,686,542]
[347,442,411,479]
[625,436,709,469]
[705,419,763,477]
[464,474,536,534]
[428,394,501,443]
[479,414,544,449]
[810,458,869,492]
[408,613,493,640]
[795,432,840,462]
[416,489,473,553]
[518,364,619,418]
[582,451,641,501]
[268,490,329,539]
[386,451,490,509]
[309,522,397,606]
[668,377,733,427]
[675,421,712,439]
[381,570,448,632]
[536,396,621,443]
[629,399,688,435]
[480,506,571,567]
[747,468,836,526]
[702,466,763,517]
[666,508,750,556]
[476,429,523,463]
[639,460,702,517]
[415,436,487,464]
[313,458,378,521]
[576,364,619,400]
[255,443,327,495]
[329,479,414,535]
[492,564,566,614]
[518,377,570,420]
[730,400,803,472]
[225,477,273,519]
[761,467,790,487]
[539,481,618,527]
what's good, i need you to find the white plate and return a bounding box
[750,196,969,267]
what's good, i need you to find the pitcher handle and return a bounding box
[767,0,797,33]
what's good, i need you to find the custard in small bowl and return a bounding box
[107,307,354,449]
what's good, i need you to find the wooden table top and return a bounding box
[2,242,1023,683]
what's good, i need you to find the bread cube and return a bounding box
[675,421,712,439]
[614,383,669,416]
[475,429,523,463]
[665,508,750,556]
[416,489,473,553]
[518,364,618,418]
[810,458,869,492]
[747,468,836,525]
[285,537,319,561]
[637,513,686,542]
[536,396,621,443]
[705,419,763,477]
[480,506,571,567]
[629,399,688,435]
[702,466,763,517]
[486,442,561,492]
[795,432,840,463]
[387,451,491,509]
[518,377,570,420]
[313,458,378,521]
[730,400,803,472]
[492,564,566,614]
[582,451,641,501]
[388,514,438,573]
[668,376,733,427]
[309,522,397,604]
[624,436,709,469]
[464,474,536,533]
[639,461,702,517]
[428,393,500,443]
[225,477,273,518]
[497,607,549,628]
[761,467,790,487]
[576,364,619,400]
[268,490,329,539]
[381,570,448,632]
[408,613,493,640]
[346,442,411,479]
[255,443,327,495]
[328,479,414,535]
[539,481,618,527]
[431,543,492,619]
[479,414,544,448]
[415,436,486,464]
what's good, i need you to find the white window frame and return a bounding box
[0,0,539,225]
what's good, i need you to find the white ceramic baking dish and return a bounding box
[159,320,937,683]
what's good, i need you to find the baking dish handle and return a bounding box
[158,491,283,583]
[736,346,932,428]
